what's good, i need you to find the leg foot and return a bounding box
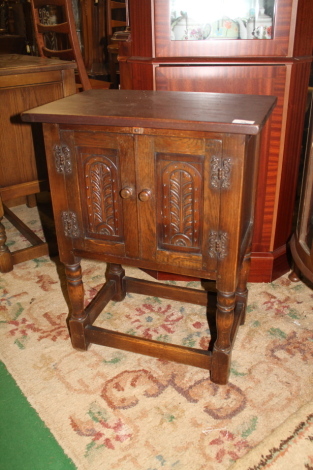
[26,194,37,208]
[211,349,231,385]
[289,266,301,282]
[105,263,126,301]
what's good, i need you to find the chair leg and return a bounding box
[0,197,13,273]
[26,194,37,208]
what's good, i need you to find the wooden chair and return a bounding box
[106,0,128,88]
[30,0,110,91]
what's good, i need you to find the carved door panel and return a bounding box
[57,129,223,273]
[60,130,139,258]
[136,134,221,273]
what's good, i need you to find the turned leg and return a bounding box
[0,198,13,273]
[66,261,90,351]
[236,252,251,325]
[211,291,236,385]
[105,263,126,301]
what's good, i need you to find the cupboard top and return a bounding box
[0,54,76,76]
[22,89,276,135]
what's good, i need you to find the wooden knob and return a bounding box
[138,189,152,202]
[120,187,134,199]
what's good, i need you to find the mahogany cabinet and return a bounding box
[119,0,313,282]
[22,89,275,384]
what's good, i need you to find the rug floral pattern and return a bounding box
[0,204,313,470]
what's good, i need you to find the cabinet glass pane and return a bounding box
[170,0,274,40]
[299,155,313,252]
[298,90,313,254]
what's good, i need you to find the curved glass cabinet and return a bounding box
[290,88,313,284]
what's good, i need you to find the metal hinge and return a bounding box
[61,211,80,238]
[54,145,72,174]
[210,156,231,189]
[208,230,228,259]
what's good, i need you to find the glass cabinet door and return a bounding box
[298,128,313,255]
[170,0,274,40]
[301,179,313,252]
[153,0,303,58]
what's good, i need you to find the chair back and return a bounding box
[106,0,128,88]
[106,1,128,43]
[30,0,92,90]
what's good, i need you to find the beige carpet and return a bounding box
[0,202,313,470]
[229,400,313,469]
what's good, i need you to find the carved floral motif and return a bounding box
[158,156,203,252]
[208,230,228,259]
[211,156,231,189]
[83,153,122,239]
[61,211,80,238]
[54,145,72,174]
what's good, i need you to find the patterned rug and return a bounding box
[0,201,313,470]
[229,400,313,469]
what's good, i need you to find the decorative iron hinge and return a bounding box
[210,156,231,189]
[208,230,228,259]
[54,145,72,174]
[61,211,80,238]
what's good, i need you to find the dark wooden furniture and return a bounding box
[22,89,276,384]
[119,0,313,282]
[77,0,129,87]
[29,0,110,91]
[289,88,313,284]
[0,35,27,54]
[0,53,76,273]
[79,0,107,78]
[106,0,127,88]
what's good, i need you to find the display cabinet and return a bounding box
[289,88,313,284]
[119,0,313,282]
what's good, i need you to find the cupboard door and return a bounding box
[60,130,139,258]
[136,134,221,273]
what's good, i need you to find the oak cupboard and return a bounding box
[22,89,276,384]
[0,54,76,273]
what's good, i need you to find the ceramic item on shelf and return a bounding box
[171,12,188,40]
[172,12,211,40]
[210,17,239,39]
[236,17,255,39]
[236,8,272,40]
[253,25,272,39]
[254,8,272,38]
